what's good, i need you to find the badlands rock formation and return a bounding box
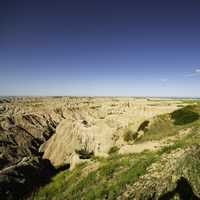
[0,96,181,199]
[0,97,65,199]
[32,102,200,200]
[41,97,179,168]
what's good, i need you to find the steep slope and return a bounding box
[31,102,200,200]
[42,98,178,168]
[0,97,65,199]
[0,97,183,199]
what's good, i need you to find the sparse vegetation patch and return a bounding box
[108,146,119,154]
[171,106,199,125]
[137,120,149,132]
[124,130,138,142]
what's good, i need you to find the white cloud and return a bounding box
[186,68,200,77]
[195,68,200,73]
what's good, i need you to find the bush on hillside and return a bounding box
[137,120,150,132]
[124,130,138,142]
[171,107,199,125]
[108,146,119,154]
[75,149,94,159]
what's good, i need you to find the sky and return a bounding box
[0,0,200,97]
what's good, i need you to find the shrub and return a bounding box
[108,146,119,154]
[171,107,199,125]
[137,120,150,132]
[123,130,138,142]
[75,149,94,159]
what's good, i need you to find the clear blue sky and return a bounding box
[1,0,200,97]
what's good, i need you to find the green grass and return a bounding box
[32,133,200,200]
[158,122,200,156]
[30,162,87,200]
[30,104,200,200]
[136,105,200,142]
[31,151,159,200]
[136,114,180,142]
[108,146,119,154]
[32,125,200,200]
[171,106,199,125]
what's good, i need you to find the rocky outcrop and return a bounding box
[42,98,179,168]
[0,96,180,199]
[119,145,200,200]
[0,97,66,199]
[42,117,115,167]
[0,113,58,170]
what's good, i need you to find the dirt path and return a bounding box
[119,128,191,154]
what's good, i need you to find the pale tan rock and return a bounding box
[0,96,180,169]
[41,97,179,168]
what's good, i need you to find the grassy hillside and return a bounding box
[136,104,200,142]
[29,103,200,200]
[31,151,159,200]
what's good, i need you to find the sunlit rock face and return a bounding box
[0,96,179,169]
[0,96,180,198]
[40,97,179,168]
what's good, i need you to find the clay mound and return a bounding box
[42,117,115,167]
